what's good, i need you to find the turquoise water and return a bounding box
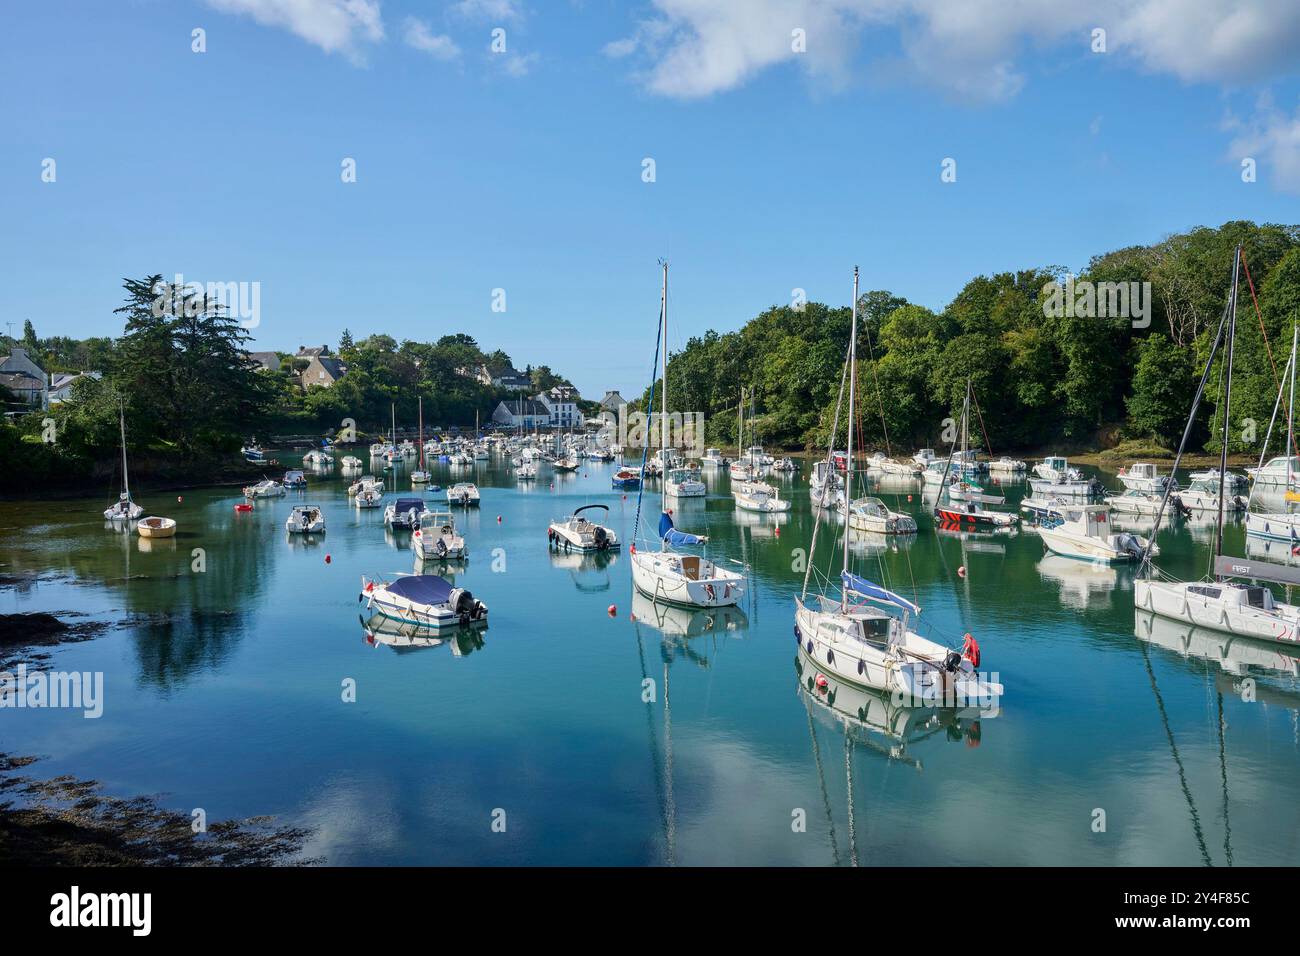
[2,456,1298,865]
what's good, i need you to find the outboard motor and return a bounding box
[594,526,608,550]
[1172,494,1192,520]
[448,587,476,622]
[943,651,962,673]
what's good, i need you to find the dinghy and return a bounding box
[136,516,176,538]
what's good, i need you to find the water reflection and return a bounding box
[549,548,617,592]
[1037,554,1123,608]
[1134,609,1300,683]
[362,613,486,657]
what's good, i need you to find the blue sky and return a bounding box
[3,0,1300,398]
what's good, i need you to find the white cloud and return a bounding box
[453,0,524,22]
[1226,96,1300,195]
[500,51,540,77]
[207,0,384,61]
[608,0,1300,103]
[402,16,461,60]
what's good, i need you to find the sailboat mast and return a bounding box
[418,396,424,469]
[843,267,859,598]
[1215,247,1242,568]
[119,401,130,500]
[1289,323,1296,490]
[660,260,669,511]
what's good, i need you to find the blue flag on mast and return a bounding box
[660,511,707,546]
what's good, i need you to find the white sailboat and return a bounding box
[412,397,430,485]
[631,261,746,609]
[1136,246,1300,647]
[103,402,144,521]
[795,267,1003,705]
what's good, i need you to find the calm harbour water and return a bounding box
[2,454,1299,866]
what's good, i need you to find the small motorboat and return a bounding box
[282,470,307,489]
[548,504,620,552]
[413,509,466,560]
[241,443,265,463]
[360,573,488,630]
[341,455,362,470]
[1117,462,1174,493]
[702,448,728,467]
[354,478,384,509]
[611,468,641,490]
[838,495,916,534]
[303,450,334,467]
[1037,504,1154,562]
[411,469,431,485]
[772,457,796,472]
[286,504,326,534]
[517,461,538,481]
[384,497,426,530]
[733,480,791,513]
[447,482,481,507]
[988,456,1027,473]
[243,479,285,498]
[933,498,1019,530]
[553,456,580,472]
[665,466,706,497]
[137,516,176,538]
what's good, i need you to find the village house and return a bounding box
[461,363,532,390]
[491,398,550,430]
[49,370,103,403]
[0,347,49,409]
[534,386,581,428]
[599,390,625,413]
[302,355,348,388]
[243,351,281,371]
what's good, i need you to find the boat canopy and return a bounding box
[385,574,454,605]
[840,571,920,615]
[660,511,705,546]
[393,497,425,512]
[575,504,610,517]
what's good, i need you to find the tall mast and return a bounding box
[1289,323,1296,491]
[660,259,668,512]
[119,400,130,500]
[1215,246,1241,567]
[418,396,424,469]
[843,266,858,602]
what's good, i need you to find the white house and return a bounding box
[535,386,580,428]
[0,347,48,409]
[49,370,102,403]
[491,398,549,430]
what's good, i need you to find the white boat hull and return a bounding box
[631,550,744,608]
[1135,578,1300,646]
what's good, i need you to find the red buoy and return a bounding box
[497,515,502,523]
[815,674,828,690]
[325,554,332,564]
[607,604,617,617]
[774,526,780,537]
[907,494,912,502]
[957,566,966,578]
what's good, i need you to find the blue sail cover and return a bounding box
[659,511,705,546]
[841,572,920,615]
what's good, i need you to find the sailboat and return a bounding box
[931,379,1018,530]
[1136,246,1300,647]
[104,401,144,521]
[728,389,755,481]
[795,268,1003,705]
[631,262,746,609]
[412,396,430,485]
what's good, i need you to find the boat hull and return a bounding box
[631,550,744,608]
[1135,579,1300,646]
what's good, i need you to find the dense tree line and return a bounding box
[1,275,583,488]
[640,220,1300,456]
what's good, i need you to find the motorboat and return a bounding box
[413,509,466,560]
[549,504,620,552]
[243,479,285,498]
[728,459,755,481]
[733,480,791,513]
[384,496,426,530]
[553,455,580,472]
[303,449,334,467]
[611,467,641,490]
[773,457,796,472]
[517,461,538,481]
[1245,511,1300,542]
[1177,476,1246,512]
[136,516,176,538]
[809,459,845,507]
[839,495,917,534]
[241,443,265,463]
[353,479,384,508]
[341,455,362,470]
[1188,467,1248,491]
[1103,489,1187,517]
[702,448,727,467]
[1246,455,1300,485]
[285,504,326,534]
[411,469,430,485]
[1033,456,1082,483]
[447,482,481,507]
[282,469,307,489]
[665,466,706,497]
[988,456,1026,473]
[1020,495,1069,522]
[911,448,937,469]
[360,573,487,630]
[1117,462,1174,493]
[1036,504,1154,562]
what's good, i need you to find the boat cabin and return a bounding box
[1187,582,1277,611]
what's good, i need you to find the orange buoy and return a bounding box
[607,604,617,617]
